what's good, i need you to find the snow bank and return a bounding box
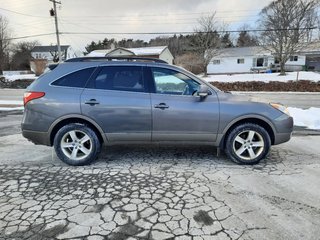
[0,107,24,111]
[288,107,320,130]
[0,100,23,105]
[202,71,320,83]
[0,100,23,111]
[4,74,37,82]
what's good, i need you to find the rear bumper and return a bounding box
[22,129,51,146]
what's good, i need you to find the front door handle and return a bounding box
[154,103,169,110]
[85,99,100,106]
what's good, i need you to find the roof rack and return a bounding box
[65,56,168,64]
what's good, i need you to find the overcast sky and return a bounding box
[0,0,273,52]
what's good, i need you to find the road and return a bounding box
[0,112,320,239]
[0,89,25,102]
[233,91,320,109]
[1,89,320,108]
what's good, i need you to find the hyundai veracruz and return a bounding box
[22,57,293,165]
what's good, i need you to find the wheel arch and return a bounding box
[220,115,276,149]
[49,114,107,146]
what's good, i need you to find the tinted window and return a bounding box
[92,66,145,92]
[52,68,95,88]
[151,67,200,96]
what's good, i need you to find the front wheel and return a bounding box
[225,123,271,164]
[54,123,101,166]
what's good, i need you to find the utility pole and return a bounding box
[49,0,62,63]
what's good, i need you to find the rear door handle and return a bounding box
[154,103,169,110]
[85,99,100,106]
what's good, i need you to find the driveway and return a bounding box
[0,111,320,240]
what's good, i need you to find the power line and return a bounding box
[59,20,256,26]
[4,33,55,41]
[0,7,261,20]
[4,27,317,41]
[0,7,49,19]
[62,15,259,21]
[61,9,261,18]
[60,27,317,36]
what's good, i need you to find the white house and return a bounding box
[207,42,320,74]
[86,46,174,64]
[31,45,80,62]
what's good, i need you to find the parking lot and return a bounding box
[0,111,320,240]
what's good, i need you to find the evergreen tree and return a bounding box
[221,33,234,48]
[236,31,259,47]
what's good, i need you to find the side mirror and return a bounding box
[197,85,209,98]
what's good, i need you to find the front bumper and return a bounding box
[274,132,292,145]
[273,114,294,145]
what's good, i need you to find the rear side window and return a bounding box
[90,66,145,92]
[52,68,95,88]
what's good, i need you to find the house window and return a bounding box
[212,60,220,65]
[237,59,245,64]
[290,56,298,62]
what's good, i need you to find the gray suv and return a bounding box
[22,57,293,166]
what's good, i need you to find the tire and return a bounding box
[53,123,101,166]
[225,123,271,165]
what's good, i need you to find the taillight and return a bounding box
[23,92,45,106]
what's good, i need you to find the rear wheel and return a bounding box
[225,123,271,164]
[54,123,101,166]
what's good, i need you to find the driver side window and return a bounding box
[151,67,200,96]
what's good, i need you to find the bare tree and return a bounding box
[10,41,40,70]
[175,52,204,74]
[191,13,223,76]
[259,0,319,75]
[0,15,11,75]
[49,45,66,62]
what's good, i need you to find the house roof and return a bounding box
[213,46,271,58]
[213,41,320,58]
[297,41,320,54]
[126,46,167,56]
[86,46,168,57]
[86,49,113,57]
[32,45,70,52]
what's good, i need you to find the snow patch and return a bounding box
[0,100,23,105]
[4,74,37,82]
[288,107,320,130]
[202,71,320,83]
[0,107,24,111]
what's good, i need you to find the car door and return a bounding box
[81,65,152,142]
[148,67,220,142]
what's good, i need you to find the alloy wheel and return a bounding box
[233,130,265,161]
[60,130,92,161]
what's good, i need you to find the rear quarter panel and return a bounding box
[22,87,83,132]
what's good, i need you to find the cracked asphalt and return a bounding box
[0,111,320,240]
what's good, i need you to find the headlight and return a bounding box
[270,103,290,116]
